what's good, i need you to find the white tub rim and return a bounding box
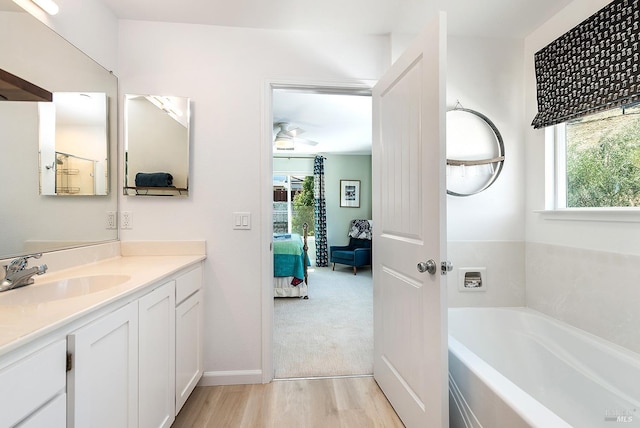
[448,334,572,428]
[449,306,640,427]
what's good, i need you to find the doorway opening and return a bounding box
[266,83,373,380]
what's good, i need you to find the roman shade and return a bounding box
[531,0,640,129]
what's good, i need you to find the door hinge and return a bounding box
[66,352,73,372]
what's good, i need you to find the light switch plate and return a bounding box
[233,212,251,230]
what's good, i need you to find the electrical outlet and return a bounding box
[121,211,132,229]
[106,211,117,229]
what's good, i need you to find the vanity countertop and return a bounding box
[0,254,205,358]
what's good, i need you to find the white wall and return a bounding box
[522,0,637,254]
[0,103,41,252]
[526,242,640,354]
[440,0,640,354]
[446,36,525,242]
[117,20,388,383]
[38,0,640,376]
[324,155,372,248]
[56,125,107,161]
[446,36,526,307]
[15,0,119,72]
[523,0,640,354]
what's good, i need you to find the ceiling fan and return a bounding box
[273,122,319,150]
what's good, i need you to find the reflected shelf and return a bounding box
[124,186,188,196]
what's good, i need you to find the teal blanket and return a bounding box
[273,233,309,281]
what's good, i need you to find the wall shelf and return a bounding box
[446,156,505,167]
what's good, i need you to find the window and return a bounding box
[272,174,314,234]
[549,105,640,209]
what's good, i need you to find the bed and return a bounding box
[273,224,309,298]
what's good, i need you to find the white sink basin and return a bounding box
[0,274,131,305]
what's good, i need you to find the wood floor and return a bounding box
[172,376,405,427]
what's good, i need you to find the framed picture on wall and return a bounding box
[340,180,360,208]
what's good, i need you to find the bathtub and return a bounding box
[448,307,640,428]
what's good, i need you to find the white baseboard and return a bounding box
[199,370,263,386]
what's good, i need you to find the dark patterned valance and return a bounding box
[531,0,640,129]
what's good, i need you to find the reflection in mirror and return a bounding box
[124,95,190,196]
[0,2,118,259]
[39,92,108,195]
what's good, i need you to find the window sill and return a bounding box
[534,208,640,223]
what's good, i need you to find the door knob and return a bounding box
[417,260,437,275]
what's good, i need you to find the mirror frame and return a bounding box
[446,107,505,197]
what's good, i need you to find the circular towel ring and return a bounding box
[446,106,505,197]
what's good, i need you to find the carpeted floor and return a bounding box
[273,265,373,379]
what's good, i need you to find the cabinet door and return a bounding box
[67,302,138,428]
[175,289,203,413]
[139,281,176,428]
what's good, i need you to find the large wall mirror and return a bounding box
[124,94,190,197]
[0,1,118,258]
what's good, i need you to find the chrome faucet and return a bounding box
[0,253,48,292]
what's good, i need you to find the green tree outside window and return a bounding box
[292,176,315,235]
[566,108,640,207]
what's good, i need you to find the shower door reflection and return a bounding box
[54,152,99,195]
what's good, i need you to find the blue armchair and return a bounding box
[330,237,372,275]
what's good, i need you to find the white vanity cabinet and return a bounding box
[0,259,204,428]
[0,339,67,428]
[65,263,202,428]
[67,301,139,428]
[175,266,204,414]
[139,281,176,428]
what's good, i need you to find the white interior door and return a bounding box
[372,12,448,428]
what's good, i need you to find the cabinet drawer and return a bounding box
[16,393,66,428]
[175,266,202,305]
[0,340,66,427]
